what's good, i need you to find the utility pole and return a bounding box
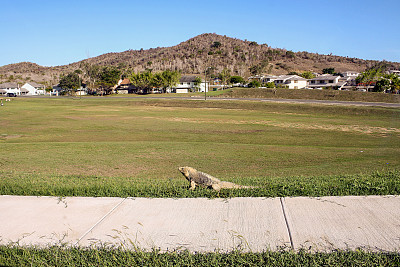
[204,68,207,100]
[204,67,211,100]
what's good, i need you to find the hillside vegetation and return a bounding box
[1,33,400,85]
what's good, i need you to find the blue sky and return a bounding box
[1,0,399,67]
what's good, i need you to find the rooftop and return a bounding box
[310,75,340,81]
[0,82,18,89]
[180,75,200,83]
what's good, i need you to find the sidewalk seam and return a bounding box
[75,197,127,246]
[280,197,294,250]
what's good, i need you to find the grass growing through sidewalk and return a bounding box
[0,245,399,266]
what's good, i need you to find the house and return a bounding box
[115,78,136,94]
[75,85,88,96]
[51,84,87,96]
[172,75,208,93]
[0,82,20,95]
[248,75,263,82]
[341,71,360,79]
[308,74,346,90]
[388,70,400,76]
[340,71,360,88]
[52,85,63,96]
[272,75,308,89]
[212,78,221,85]
[21,82,46,95]
[261,75,278,83]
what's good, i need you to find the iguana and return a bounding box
[178,166,255,191]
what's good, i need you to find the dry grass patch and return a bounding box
[146,116,400,135]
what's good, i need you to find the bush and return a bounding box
[265,82,275,88]
[248,80,261,88]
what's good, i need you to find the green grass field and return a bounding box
[0,97,399,197]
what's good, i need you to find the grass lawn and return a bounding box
[0,97,399,197]
[1,246,399,266]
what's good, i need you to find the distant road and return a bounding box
[27,95,400,108]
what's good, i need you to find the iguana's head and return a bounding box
[178,166,195,181]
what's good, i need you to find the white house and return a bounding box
[0,82,20,95]
[308,74,346,90]
[272,75,308,89]
[341,71,360,79]
[388,70,400,76]
[51,84,87,96]
[21,82,46,95]
[339,71,360,88]
[261,75,277,83]
[172,75,209,93]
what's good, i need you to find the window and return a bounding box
[329,80,333,83]
[311,80,315,84]
[294,80,298,83]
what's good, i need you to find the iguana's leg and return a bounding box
[189,180,196,190]
[211,184,221,191]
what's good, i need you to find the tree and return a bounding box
[388,74,400,93]
[218,68,231,88]
[130,70,154,94]
[161,69,181,93]
[230,76,244,84]
[375,73,400,93]
[212,41,222,48]
[356,68,383,92]
[285,51,295,59]
[374,78,391,92]
[287,71,299,75]
[152,72,166,90]
[97,66,121,95]
[322,68,335,74]
[59,72,81,95]
[300,71,315,79]
[81,63,101,94]
[193,77,202,92]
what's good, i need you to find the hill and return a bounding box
[1,33,399,85]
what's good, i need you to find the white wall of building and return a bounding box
[21,83,37,95]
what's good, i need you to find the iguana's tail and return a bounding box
[219,181,257,189]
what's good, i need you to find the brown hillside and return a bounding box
[1,33,399,85]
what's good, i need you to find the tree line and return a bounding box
[58,63,183,95]
[58,63,250,95]
[58,61,400,94]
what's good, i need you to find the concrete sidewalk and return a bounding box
[0,195,399,252]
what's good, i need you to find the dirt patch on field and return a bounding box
[146,116,400,135]
[265,122,400,135]
[0,134,23,140]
